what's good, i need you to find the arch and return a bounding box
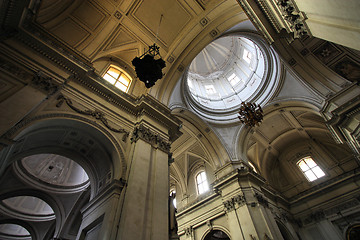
[236,101,325,164]
[201,227,231,240]
[0,189,64,238]
[276,220,295,240]
[1,115,127,198]
[345,223,360,240]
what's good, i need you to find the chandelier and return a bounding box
[238,102,263,127]
[132,14,165,88]
[132,43,166,88]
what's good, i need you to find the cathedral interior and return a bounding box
[0,0,359,239]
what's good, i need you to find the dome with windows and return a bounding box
[186,36,266,111]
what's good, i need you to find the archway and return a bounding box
[203,229,231,240]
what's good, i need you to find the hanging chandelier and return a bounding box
[238,102,263,127]
[132,43,166,88]
[132,14,165,88]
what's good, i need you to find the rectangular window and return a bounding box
[227,73,240,86]
[205,85,216,95]
[297,156,325,182]
[243,49,252,64]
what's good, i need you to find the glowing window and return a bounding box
[170,190,176,208]
[297,156,325,182]
[227,73,241,86]
[103,65,132,92]
[243,49,252,64]
[205,85,216,95]
[196,171,209,194]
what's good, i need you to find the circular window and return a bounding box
[183,34,279,123]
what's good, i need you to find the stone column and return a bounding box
[118,123,176,240]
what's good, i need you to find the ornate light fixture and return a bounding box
[238,102,263,127]
[132,44,166,88]
[132,15,165,88]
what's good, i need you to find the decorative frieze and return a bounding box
[277,0,309,39]
[31,72,59,95]
[56,95,129,140]
[131,124,171,153]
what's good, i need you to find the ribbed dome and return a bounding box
[187,36,265,111]
[189,37,235,78]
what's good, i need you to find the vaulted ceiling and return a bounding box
[35,0,248,101]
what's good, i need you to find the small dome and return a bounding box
[21,154,89,187]
[187,36,265,111]
[2,196,54,217]
[0,224,30,238]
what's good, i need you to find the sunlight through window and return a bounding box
[297,156,325,182]
[196,171,209,194]
[103,65,132,92]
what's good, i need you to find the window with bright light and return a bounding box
[242,48,252,64]
[170,190,176,208]
[227,73,241,86]
[102,65,132,92]
[205,85,216,95]
[196,171,209,194]
[297,156,325,182]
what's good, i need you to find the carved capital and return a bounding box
[131,124,171,153]
[184,226,193,236]
[223,194,246,212]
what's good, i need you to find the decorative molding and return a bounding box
[255,192,269,207]
[223,194,246,212]
[184,226,193,236]
[56,95,129,140]
[277,0,310,39]
[31,72,59,95]
[131,124,171,153]
[0,58,32,81]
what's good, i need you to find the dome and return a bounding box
[187,36,265,111]
[21,154,89,187]
[0,224,30,238]
[2,196,55,220]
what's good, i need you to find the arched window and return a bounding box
[297,156,325,182]
[196,171,209,194]
[102,65,132,92]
